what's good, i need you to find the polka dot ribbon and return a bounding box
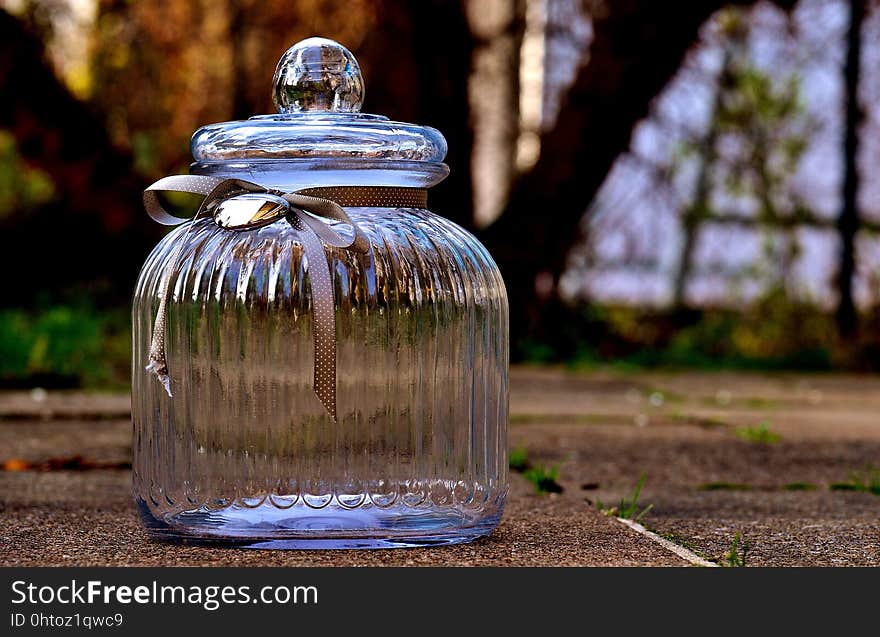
[142,175,427,423]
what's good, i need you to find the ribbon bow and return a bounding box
[143,175,372,423]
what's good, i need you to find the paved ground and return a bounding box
[1,367,879,566]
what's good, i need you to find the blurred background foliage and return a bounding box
[0,131,55,216]
[0,0,878,388]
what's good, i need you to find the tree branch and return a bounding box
[480,0,796,349]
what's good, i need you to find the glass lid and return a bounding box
[190,37,448,165]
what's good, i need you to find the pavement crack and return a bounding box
[614,517,718,567]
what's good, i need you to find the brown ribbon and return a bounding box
[142,175,426,422]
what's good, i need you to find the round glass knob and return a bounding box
[272,37,364,114]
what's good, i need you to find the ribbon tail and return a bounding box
[146,299,173,398]
[289,213,338,423]
[145,358,172,397]
[146,222,195,398]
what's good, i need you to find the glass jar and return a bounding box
[132,38,509,548]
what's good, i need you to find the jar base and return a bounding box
[136,498,503,549]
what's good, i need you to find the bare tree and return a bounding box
[481,0,795,349]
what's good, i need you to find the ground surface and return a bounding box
[1,367,878,566]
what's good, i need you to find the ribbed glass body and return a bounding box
[132,201,509,547]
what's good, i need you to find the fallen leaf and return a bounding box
[2,458,32,471]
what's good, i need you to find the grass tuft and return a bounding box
[829,467,880,496]
[721,531,750,567]
[509,446,530,473]
[699,482,752,491]
[510,447,563,495]
[522,465,564,495]
[735,421,780,444]
[598,472,653,522]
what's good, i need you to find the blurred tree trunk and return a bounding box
[357,0,474,228]
[467,0,525,227]
[228,0,251,120]
[835,0,865,339]
[481,0,793,353]
[0,9,153,305]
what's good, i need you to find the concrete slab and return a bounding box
[2,366,879,566]
[0,469,686,566]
